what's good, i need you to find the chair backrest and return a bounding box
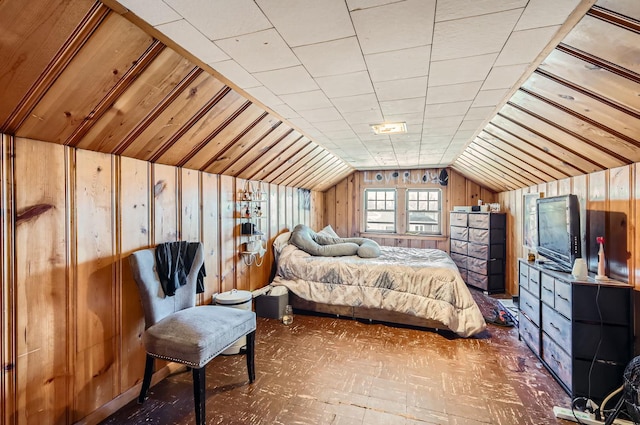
[129,242,205,328]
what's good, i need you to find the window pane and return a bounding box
[406,189,441,234]
[364,189,396,233]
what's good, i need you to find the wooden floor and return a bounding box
[101,292,575,425]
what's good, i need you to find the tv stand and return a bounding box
[535,260,571,274]
[518,259,633,402]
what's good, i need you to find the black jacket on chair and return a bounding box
[155,241,206,296]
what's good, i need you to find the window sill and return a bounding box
[360,232,447,241]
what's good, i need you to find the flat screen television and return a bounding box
[536,194,581,272]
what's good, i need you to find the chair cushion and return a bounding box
[143,305,257,368]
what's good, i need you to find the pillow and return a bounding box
[356,239,381,258]
[317,224,339,238]
[290,224,359,257]
[273,232,292,254]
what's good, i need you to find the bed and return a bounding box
[271,231,487,337]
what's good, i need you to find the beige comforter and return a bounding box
[272,244,486,337]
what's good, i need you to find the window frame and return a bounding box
[363,188,397,233]
[405,188,442,235]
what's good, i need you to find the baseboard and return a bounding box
[73,362,187,425]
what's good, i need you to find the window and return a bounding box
[406,189,441,235]
[364,189,396,232]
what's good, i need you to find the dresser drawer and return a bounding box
[466,271,488,291]
[468,228,489,244]
[450,252,467,270]
[519,262,529,291]
[540,273,555,306]
[528,268,540,296]
[554,279,572,319]
[519,314,540,356]
[468,213,489,229]
[467,257,487,275]
[450,212,468,227]
[467,242,488,259]
[450,239,468,255]
[450,226,468,241]
[542,335,572,392]
[519,286,540,326]
[542,303,572,356]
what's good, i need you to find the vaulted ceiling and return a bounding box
[1,0,638,193]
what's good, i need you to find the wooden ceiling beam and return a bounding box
[264,145,324,184]
[248,138,312,182]
[235,131,300,179]
[287,153,338,188]
[467,142,542,186]
[458,151,527,189]
[307,163,352,192]
[278,151,332,187]
[450,159,506,192]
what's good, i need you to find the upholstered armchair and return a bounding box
[129,242,256,425]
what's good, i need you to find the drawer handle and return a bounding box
[543,287,553,293]
[550,322,560,332]
[526,302,533,309]
[550,354,560,364]
[557,294,569,302]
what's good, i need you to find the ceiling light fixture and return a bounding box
[371,122,407,135]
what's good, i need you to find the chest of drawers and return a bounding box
[518,260,633,401]
[450,212,505,294]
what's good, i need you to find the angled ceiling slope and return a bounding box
[452,0,640,192]
[0,0,352,191]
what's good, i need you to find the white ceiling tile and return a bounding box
[515,0,581,31]
[346,0,397,10]
[322,129,359,140]
[253,66,318,95]
[422,136,454,144]
[209,60,261,88]
[382,112,424,128]
[164,0,271,40]
[454,129,477,139]
[215,29,299,73]
[429,53,497,86]
[342,109,384,125]
[424,115,464,129]
[426,82,483,104]
[380,98,426,116]
[359,133,390,142]
[287,117,313,130]
[332,93,380,113]
[313,120,353,132]
[365,46,431,82]
[280,90,333,111]
[316,71,374,98]
[293,37,366,77]
[495,26,560,66]
[424,101,472,118]
[269,103,300,119]
[471,88,510,107]
[464,106,495,120]
[119,0,181,25]
[244,86,283,107]
[482,64,530,90]
[435,0,527,22]
[390,134,421,143]
[432,9,522,61]
[256,0,354,47]
[351,0,436,54]
[300,107,343,123]
[374,77,428,101]
[459,119,485,131]
[156,20,230,63]
[423,127,458,137]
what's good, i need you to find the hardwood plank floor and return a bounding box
[101,292,575,425]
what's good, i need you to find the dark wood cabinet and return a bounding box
[449,211,505,294]
[518,260,633,402]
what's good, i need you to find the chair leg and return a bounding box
[138,354,155,404]
[246,330,256,383]
[193,367,206,425]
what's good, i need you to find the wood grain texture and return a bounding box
[219,175,235,293]
[152,164,178,244]
[201,173,221,301]
[74,149,116,419]
[179,168,200,242]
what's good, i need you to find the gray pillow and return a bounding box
[290,224,381,258]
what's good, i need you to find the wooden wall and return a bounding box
[323,169,496,251]
[498,164,638,296]
[0,135,322,425]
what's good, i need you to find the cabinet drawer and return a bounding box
[468,213,489,229]
[554,279,572,319]
[468,228,489,244]
[450,252,467,270]
[450,239,468,255]
[467,242,488,259]
[527,268,540,297]
[519,314,540,356]
[542,336,572,392]
[540,273,555,306]
[450,226,468,241]
[520,286,540,326]
[450,212,468,227]
[519,262,529,291]
[467,271,488,291]
[542,303,572,356]
[467,257,487,275]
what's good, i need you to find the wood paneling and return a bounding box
[2,136,322,424]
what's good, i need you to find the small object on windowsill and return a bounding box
[595,236,608,281]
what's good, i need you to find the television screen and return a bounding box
[536,194,581,272]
